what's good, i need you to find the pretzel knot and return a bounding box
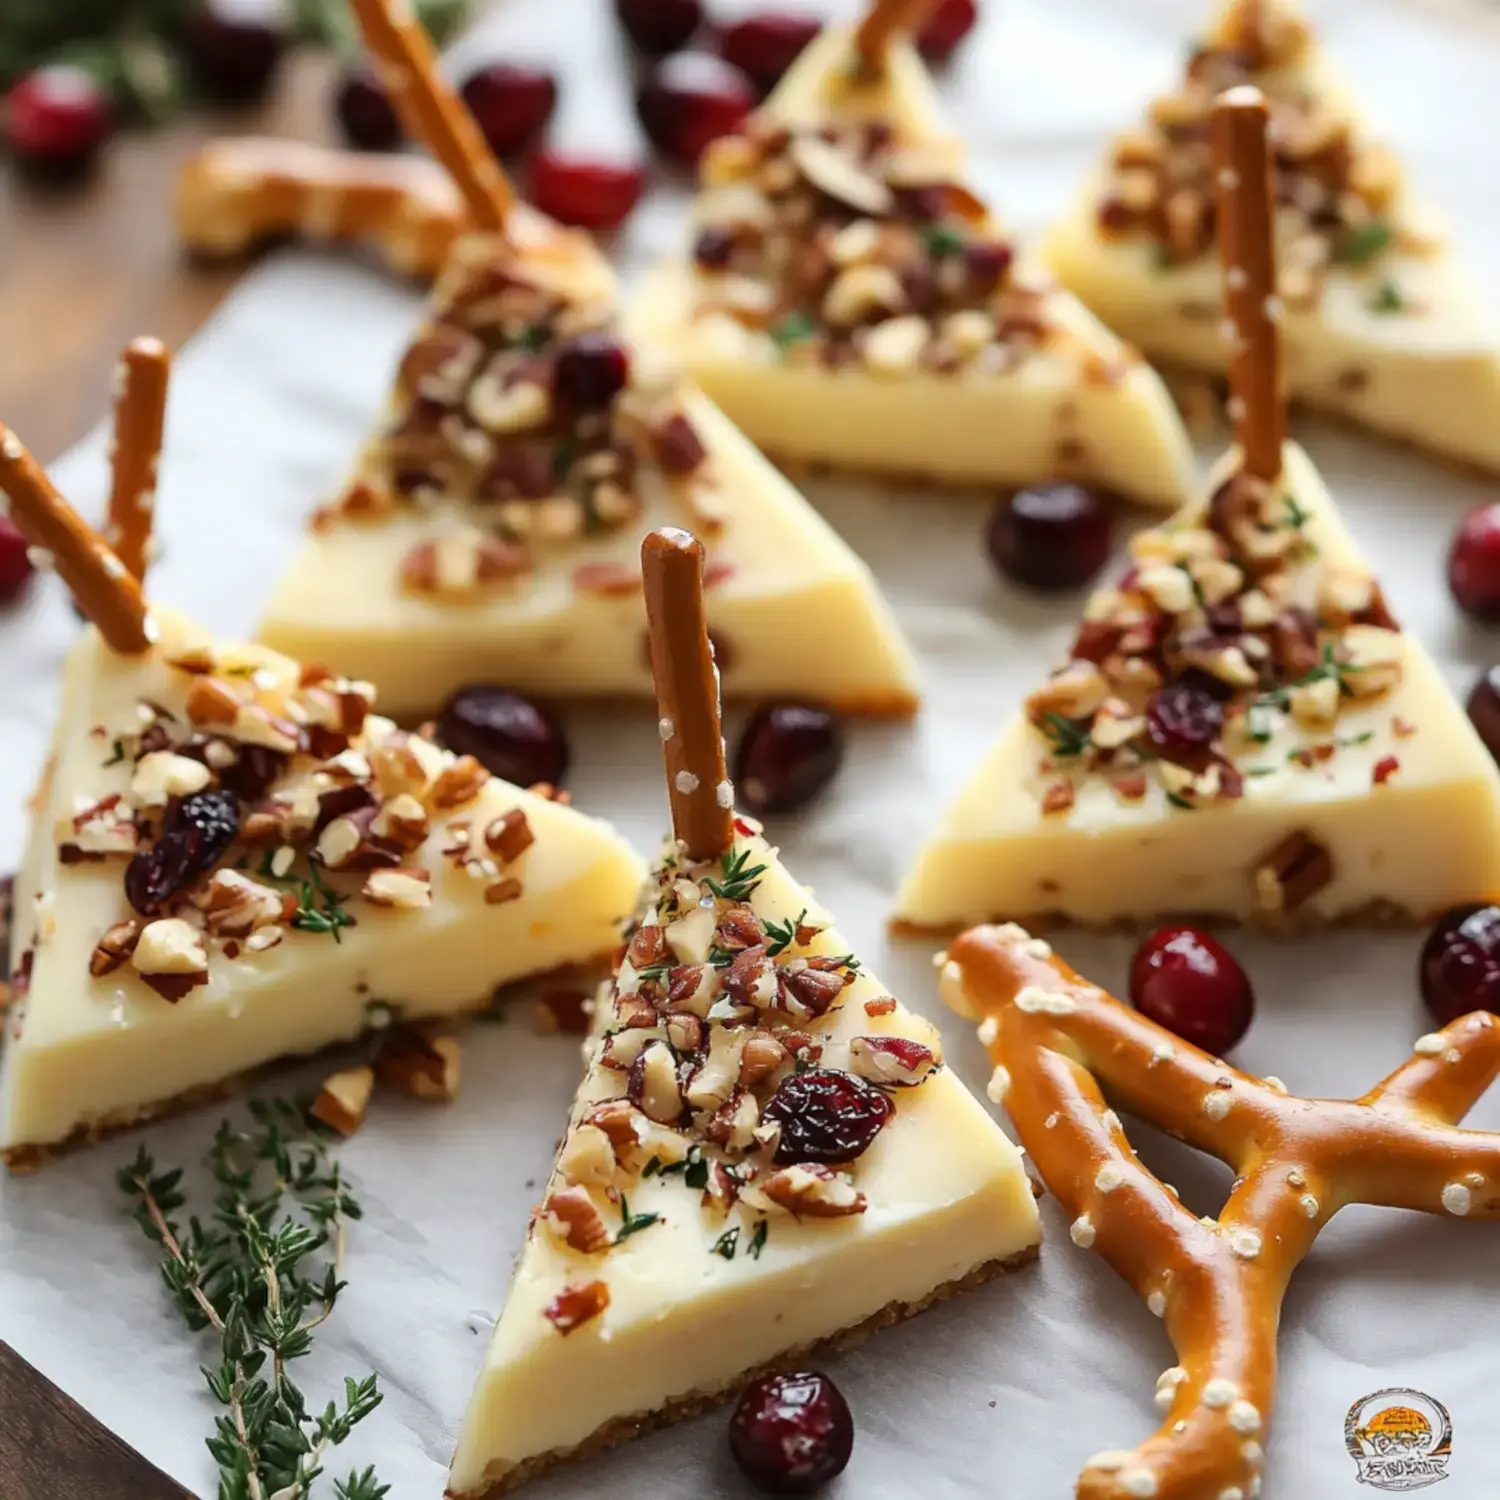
[941,922,1500,1500]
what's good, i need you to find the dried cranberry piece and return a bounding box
[762,1067,893,1165]
[1129,926,1254,1056]
[335,64,401,151]
[479,445,555,500]
[1420,905,1500,1025]
[0,517,35,604]
[651,413,707,475]
[734,703,843,816]
[552,333,631,410]
[987,484,1114,591]
[438,685,569,787]
[124,789,240,914]
[219,745,285,803]
[964,239,1013,295]
[1467,667,1500,765]
[1448,503,1500,622]
[729,1370,854,1495]
[615,0,702,55]
[693,226,737,268]
[1146,677,1225,761]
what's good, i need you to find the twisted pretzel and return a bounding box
[348,0,512,231]
[941,922,1500,1500]
[177,138,464,281]
[106,337,170,582]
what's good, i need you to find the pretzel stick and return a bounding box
[854,0,935,64]
[641,528,734,862]
[0,424,151,654]
[941,922,1500,1500]
[347,0,512,232]
[1212,86,1284,482]
[105,337,170,582]
[176,138,464,280]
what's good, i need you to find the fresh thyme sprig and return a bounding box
[256,853,357,943]
[762,910,808,958]
[117,1097,386,1500]
[703,847,768,904]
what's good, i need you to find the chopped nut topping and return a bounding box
[311,1065,375,1137]
[362,868,434,910]
[131,918,209,1001]
[1253,829,1335,914]
[373,1026,461,1100]
[430,755,491,808]
[89,919,142,976]
[485,808,534,863]
[848,1034,941,1087]
[541,1185,612,1253]
[745,1162,867,1218]
[544,1280,609,1335]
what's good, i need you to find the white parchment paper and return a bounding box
[5,1,1500,1495]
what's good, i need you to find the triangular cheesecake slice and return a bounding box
[625,8,1195,508]
[1042,0,1500,473]
[897,88,1500,934]
[257,0,919,721]
[448,530,1039,1497]
[0,398,641,1166]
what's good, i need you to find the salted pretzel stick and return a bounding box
[177,138,464,280]
[105,337,170,582]
[941,922,1500,1500]
[347,0,511,232]
[1212,86,1284,482]
[641,528,734,862]
[854,0,935,64]
[0,424,151,654]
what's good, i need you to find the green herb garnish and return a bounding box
[614,1194,661,1244]
[118,1097,385,1500]
[1165,791,1195,810]
[746,1220,769,1259]
[921,225,965,257]
[711,1228,740,1260]
[256,853,356,943]
[769,311,817,352]
[1041,713,1093,759]
[704,847,768,903]
[1337,220,1395,266]
[763,909,808,958]
[516,322,552,352]
[1368,277,1405,314]
[102,737,127,767]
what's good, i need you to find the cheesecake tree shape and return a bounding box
[894,88,1500,934]
[941,920,1500,1500]
[624,6,1196,508]
[446,531,1040,1495]
[0,405,643,1166]
[255,0,919,722]
[1042,0,1500,474]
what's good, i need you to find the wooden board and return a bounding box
[0,1340,195,1499]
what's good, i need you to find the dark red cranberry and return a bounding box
[459,63,558,157]
[437,686,569,787]
[1420,904,1500,1025]
[4,66,114,176]
[217,744,285,803]
[734,703,842,816]
[763,1067,893,1165]
[552,332,631,409]
[180,0,287,104]
[693,225,737,268]
[1146,678,1225,761]
[636,53,755,165]
[718,13,822,95]
[124,789,241,914]
[729,1371,854,1495]
[1129,926,1254,1056]
[1468,666,1500,764]
[335,65,402,151]
[615,0,703,55]
[965,239,1013,294]
[917,0,978,61]
[528,149,645,230]
[986,484,1114,590]
[1448,503,1500,622]
[0,518,34,604]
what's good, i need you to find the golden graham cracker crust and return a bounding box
[889,895,1424,941]
[1,954,617,1172]
[447,1242,1040,1499]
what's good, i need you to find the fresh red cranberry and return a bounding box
[986,484,1114,590]
[1468,666,1500,764]
[1420,904,1500,1025]
[1146,678,1225,760]
[1448,503,1500,622]
[459,63,557,157]
[1129,925,1254,1056]
[528,148,645,230]
[124,790,242,914]
[4,66,114,175]
[730,1371,854,1495]
[717,13,822,95]
[734,703,842,816]
[437,686,569,787]
[0,518,34,604]
[763,1067,893,1165]
[552,333,631,409]
[918,0,979,62]
[180,0,287,104]
[636,53,755,165]
[615,0,703,55]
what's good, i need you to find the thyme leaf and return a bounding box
[704,847,767,903]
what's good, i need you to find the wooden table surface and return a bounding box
[0,49,339,464]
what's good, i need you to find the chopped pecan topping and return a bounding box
[310,1065,375,1137]
[541,1185,611,1253]
[848,1034,941,1087]
[373,1026,461,1100]
[544,1280,609,1335]
[484,808,534,863]
[90,919,142,977]
[745,1162,866,1218]
[1253,829,1335,915]
[131,917,209,1002]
